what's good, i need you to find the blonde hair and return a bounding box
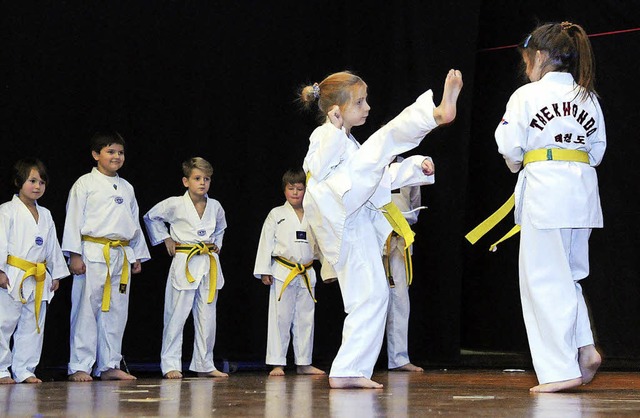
[520,21,598,100]
[182,157,213,177]
[299,71,367,123]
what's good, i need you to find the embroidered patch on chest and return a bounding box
[296,231,307,240]
[35,236,44,246]
[197,229,206,236]
[114,196,124,204]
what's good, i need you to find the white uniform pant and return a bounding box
[330,215,390,379]
[266,278,315,366]
[385,245,412,369]
[68,254,130,377]
[161,278,219,375]
[0,290,47,382]
[519,213,595,384]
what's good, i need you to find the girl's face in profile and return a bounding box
[341,84,370,131]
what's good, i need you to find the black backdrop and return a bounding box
[1,1,639,371]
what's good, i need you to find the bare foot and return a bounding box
[22,376,42,383]
[163,370,183,379]
[530,377,582,393]
[0,376,16,385]
[579,344,602,384]
[433,69,463,125]
[197,370,228,378]
[329,377,383,389]
[68,371,93,382]
[297,365,326,375]
[269,366,285,376]
[390,363,424,372]
[100,368,137,381]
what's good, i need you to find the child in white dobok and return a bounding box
[0,158,69,384]
[144,157,228,379]
[63,132,150,382]
[254,168,329,377]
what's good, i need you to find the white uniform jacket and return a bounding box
[0,195,69,302]
[144,192,226,290]
[495,72,606,229]
[253,201,319,287]
[303,91,437,265]
[62,168,150,263]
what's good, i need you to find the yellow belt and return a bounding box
[465,149,590,251]
[6,255,47,334]
[82,235,130,312]
[383,233,413,287]
[273,256,316,303]
[175,242,218,304]
[381,201,415,249]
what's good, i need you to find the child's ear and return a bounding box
[182,177,189,188]
[91,150,100,161]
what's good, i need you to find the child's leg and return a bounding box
[160,280,196,377]
[68,269,100,380]
[266,280,294,375]
[191,287,227,377]
[341,71,462,216]
[11,300,46,383]
[519,217,583,392]
[329,223,389,388]
[570,228,601,384]
[95,255,134,379]
[292,285,324,375]
[386,245,421,371]
[0,290,20,384]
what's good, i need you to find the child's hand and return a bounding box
[327,105,343,130]
[69,253,86,275]
[164,238,176,256]
[261,275,273,285]
[211,244,220,254]
[422,159,435,176]
[132,260,142,274]
[50,279,60,292]
[0,271,9,289]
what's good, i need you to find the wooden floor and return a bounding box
[2,369,640,417]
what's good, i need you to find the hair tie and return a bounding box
[312,83,320,99]
[561,21,574,31]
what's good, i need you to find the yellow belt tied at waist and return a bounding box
[81,235,130,312]
[465,149,590,251]
[175,242,218,304]
[6,255,47,334]
[273,256,316,303]
[383,233,414,287]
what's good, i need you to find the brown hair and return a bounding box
[281,168,306,191]
[519,22,597,100]
[182,157,213,178]
[13,158,49,191]
[299,71,367,123]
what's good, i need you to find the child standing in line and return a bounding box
[253,168,328,377]
[0,158,69,384]
[144,157,228,379]
[384,158,433,373]
[62,131,150,382]
[300,69,462,388]
[495,22,604,392]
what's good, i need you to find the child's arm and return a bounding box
[0,270,8,289]
[50,279,60,292]
[143,200,173,246]
[164,237,176,256]
[68,253,86,275]
[261,275,273,285]
[253,210,277,281]
[212,201,227,253]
